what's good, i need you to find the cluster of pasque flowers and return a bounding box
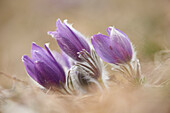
[22,19,144,94]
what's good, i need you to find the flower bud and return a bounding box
[22,43,66,88]
[48,19,90,61]
[91,27,133,64]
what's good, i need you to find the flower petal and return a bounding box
[91,27,133,64]
[53,50,72,69]
[31,43,48,62]
[34,61,62,87]
[109,28,133,62]
[57,36,81,61]
[91,34,118,63]
[63,20,90,52]
[22,55,38,82]
[48,19,90,61]
[56,19,82,49]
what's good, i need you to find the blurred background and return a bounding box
[0,0,170,86]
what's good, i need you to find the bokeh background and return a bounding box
[0,0,170,87]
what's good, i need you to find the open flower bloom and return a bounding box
[22,43,66,89]
[91,27,133,64]
[48,19,90,61]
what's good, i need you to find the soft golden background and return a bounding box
[0,0,170,86]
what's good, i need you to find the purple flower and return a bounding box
[53,50,74,70]
[48,19,90,61]
[22,43,66,88]
[91,27,133,64]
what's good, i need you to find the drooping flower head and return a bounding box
[91,27,133,64]
[22,43,66,89]
[48,19,90,61]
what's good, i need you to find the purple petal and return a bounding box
[34,61,64,87]
[22,55,38,82]
[23,43,66,88]
[91,34,119,63]
[61,50,73,68]
[48,19,90,61]
[57,37,81,61]
[44,44,58,62]
[56,19,83,49]
[91,27,133,64]
[106,27,112,35]
[109,28,132,62]
[108,27,129,41]
[44,44,66,75]
[31,43,66,81]
[31,43,47,62]
[47,31,58,39]
[31,43,57,69]
[115,29,129,41]
[53,50,72,69]
[63,20,90,52]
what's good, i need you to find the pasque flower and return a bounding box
[22,43,66,88]
[48,19,90,61]
[91,27,133,64]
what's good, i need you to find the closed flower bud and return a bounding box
[22,43,66,89]
[91,27,133,64]
[48,19,90,61]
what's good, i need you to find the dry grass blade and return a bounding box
[0,72,28,85]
